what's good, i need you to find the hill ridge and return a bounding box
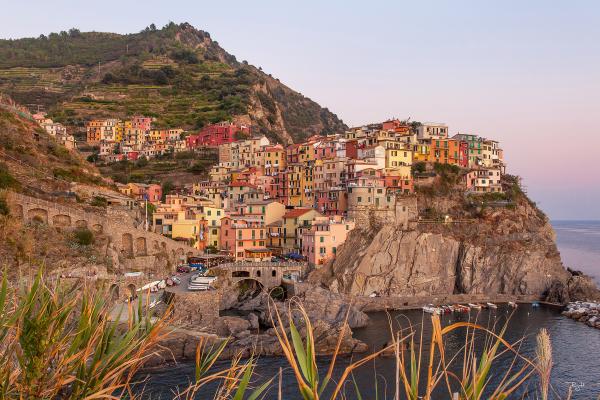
[0,22,347,144]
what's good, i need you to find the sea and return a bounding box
[136,221,600,399]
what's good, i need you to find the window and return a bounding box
[207,210,211,216]
[272,270,277,277]
[357,196,362,203]
[319,247,326,254]
[238,241,244,247]
[320,236,324,243]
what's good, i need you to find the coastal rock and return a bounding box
[215,316,251,337]
[315,196,596,302]
[247,312,260,330]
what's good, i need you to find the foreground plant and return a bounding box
[0,269,168,398]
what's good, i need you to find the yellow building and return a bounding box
[281,208,322,251]
[301,163,314,207]
[171,219,203,248]
[413,143,430,162]
[385,147,413,169]
[190,206,224,248]
[261,145,287,175]
[285,164,303,207]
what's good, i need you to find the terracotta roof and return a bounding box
[283,208,315,218]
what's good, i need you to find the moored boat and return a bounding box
[486,302,498,309]
[422,305,440,314]
[508,301,518,308]
[468,303,482,309]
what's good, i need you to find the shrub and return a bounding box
[90,196,108,208]
[0,163,19,189]
[0,197,9,215]
[412,161,426,174]
[73,227,94,245]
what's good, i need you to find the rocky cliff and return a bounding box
[314,191,598,302]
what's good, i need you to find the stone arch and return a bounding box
[122,233,133,256]
[126,283,137,300]
[233,278,264,296]
[109,284,120,302]
[232,270,251,278]
[52,214,71,227]
[91,223,103,234]
[135,237,147,256]
[27,207,48,224]
[75,220,87,229]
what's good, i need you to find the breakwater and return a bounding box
[563,301,600,329]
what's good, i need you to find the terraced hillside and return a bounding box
[0,23,346,143]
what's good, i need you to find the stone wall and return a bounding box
[349,194,418,230]
[7,192,200,275]
[164,289,220,332]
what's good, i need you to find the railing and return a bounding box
[216,261,307,269]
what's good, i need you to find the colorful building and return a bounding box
[301,216,355,266]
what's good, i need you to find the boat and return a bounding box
[532,301,540,308]
[422,305,440,314]
[508,301,518,308]
[486,302,498,309]
[468,303,482,309]
[454,304,469,312]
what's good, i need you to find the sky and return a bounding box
[1,0,599,220]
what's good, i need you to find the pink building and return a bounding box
[131,116,153,131]
[219,216,269,260]
[301,216,355,266]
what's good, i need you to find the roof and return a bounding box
[283,208,316,218]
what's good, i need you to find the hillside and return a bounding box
[0,104,106,274]
[0,22,346,144]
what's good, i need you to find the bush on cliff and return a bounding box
[73,227,94,245]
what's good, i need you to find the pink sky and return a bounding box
[2,0,599,219]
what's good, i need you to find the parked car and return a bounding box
[177,265,191,273]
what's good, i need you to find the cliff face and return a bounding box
[319,194,592,301]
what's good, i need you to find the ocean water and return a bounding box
[553,220,600,283]
[136,221,600,399]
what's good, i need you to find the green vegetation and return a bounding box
[0,163,19,190]
[411,161,426,174]
[0,271,562,399]
[0,197,9,215]
[0,23,346,143]
[0,271,165,398]
[100,151,217,185]
[90,195,108,208]
[73,227,94,245]
[52,167,103,185]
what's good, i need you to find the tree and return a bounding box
[161,181,174,202]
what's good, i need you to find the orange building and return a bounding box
[427,139,468,167]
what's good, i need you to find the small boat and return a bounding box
[532,301,540,308]
[486,302,498,309]
[468,303,482,309]
[454,304,469,312]
[508,301,518,308]
[149,299,161,309]
[422,305,440,314]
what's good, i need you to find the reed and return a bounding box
[0,271,567,399]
